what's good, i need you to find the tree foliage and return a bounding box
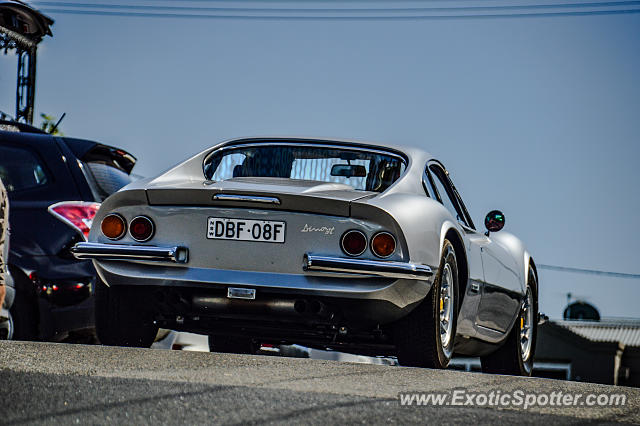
[39,113,64,136]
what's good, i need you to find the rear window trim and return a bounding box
[202,141,408,184]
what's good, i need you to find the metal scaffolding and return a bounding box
[0,1,53,124]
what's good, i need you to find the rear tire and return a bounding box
[0,310,13,340]
[480,266,538,376]
[9,271,39,341]
[208,335,257,354]
[95,281,158,347]
[395,239,459,368]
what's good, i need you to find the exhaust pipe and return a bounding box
[192,296,330,318]
[192,296,300,316]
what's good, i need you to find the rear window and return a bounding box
[83,162,132,201]
[0,145,49,192]
[203,144,406,193]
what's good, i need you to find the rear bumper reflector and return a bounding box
[303,253,433,281]
[71,242,188,264]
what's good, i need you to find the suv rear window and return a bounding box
[83,162,132,201]
[0,145,48,192]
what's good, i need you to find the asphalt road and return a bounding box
[1,341,638,425]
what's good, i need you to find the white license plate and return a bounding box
[207,217,286,243]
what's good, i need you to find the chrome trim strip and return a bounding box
[476,324,505,334]
[71,242,188,263]
[212,194,281,205]
[303,253,433,281]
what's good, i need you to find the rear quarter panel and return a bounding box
[489,231,529,295]
[353,192,451,271]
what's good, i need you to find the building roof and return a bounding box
[0,1,54,40]
[554,319,640,347]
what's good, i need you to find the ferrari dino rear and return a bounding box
[73,137,539,375]
[73,140,435,355]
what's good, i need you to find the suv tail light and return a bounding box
[48,201,100,240]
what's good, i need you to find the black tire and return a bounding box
[208,334,257,354]
[480,266,538,376]
[395,239,459,368]
[9,270,39,341]
[95,281,158,347]
[0,310,13,340]
[9,293,38,340]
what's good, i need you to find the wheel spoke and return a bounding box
[439,262,455,349]
[519,284,535,363]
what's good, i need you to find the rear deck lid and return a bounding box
[145,177,375,216]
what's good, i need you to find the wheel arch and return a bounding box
[8,264,37,296]
[442,226,468,300]
[526,254,539,294]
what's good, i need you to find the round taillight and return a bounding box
[129,216,154,242]
[341,230,367,256]
[371,232,396,258]
[101,214,126,240]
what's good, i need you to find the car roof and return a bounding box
[0,124,136,174]
[0,120,47,134]
[215,136,434,162]
[0,123,98,158]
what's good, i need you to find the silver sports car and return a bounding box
[73,137,539,375]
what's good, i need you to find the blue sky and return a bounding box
[1,2,639,319]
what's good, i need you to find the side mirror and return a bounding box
[330,164,367,178]
[484,210,505,234]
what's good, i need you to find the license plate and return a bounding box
[207,217,286,243]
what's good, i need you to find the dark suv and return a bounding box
[0,120,136,341]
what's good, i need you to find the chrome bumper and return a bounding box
[303,253,433,281]
[71,242,189,264]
